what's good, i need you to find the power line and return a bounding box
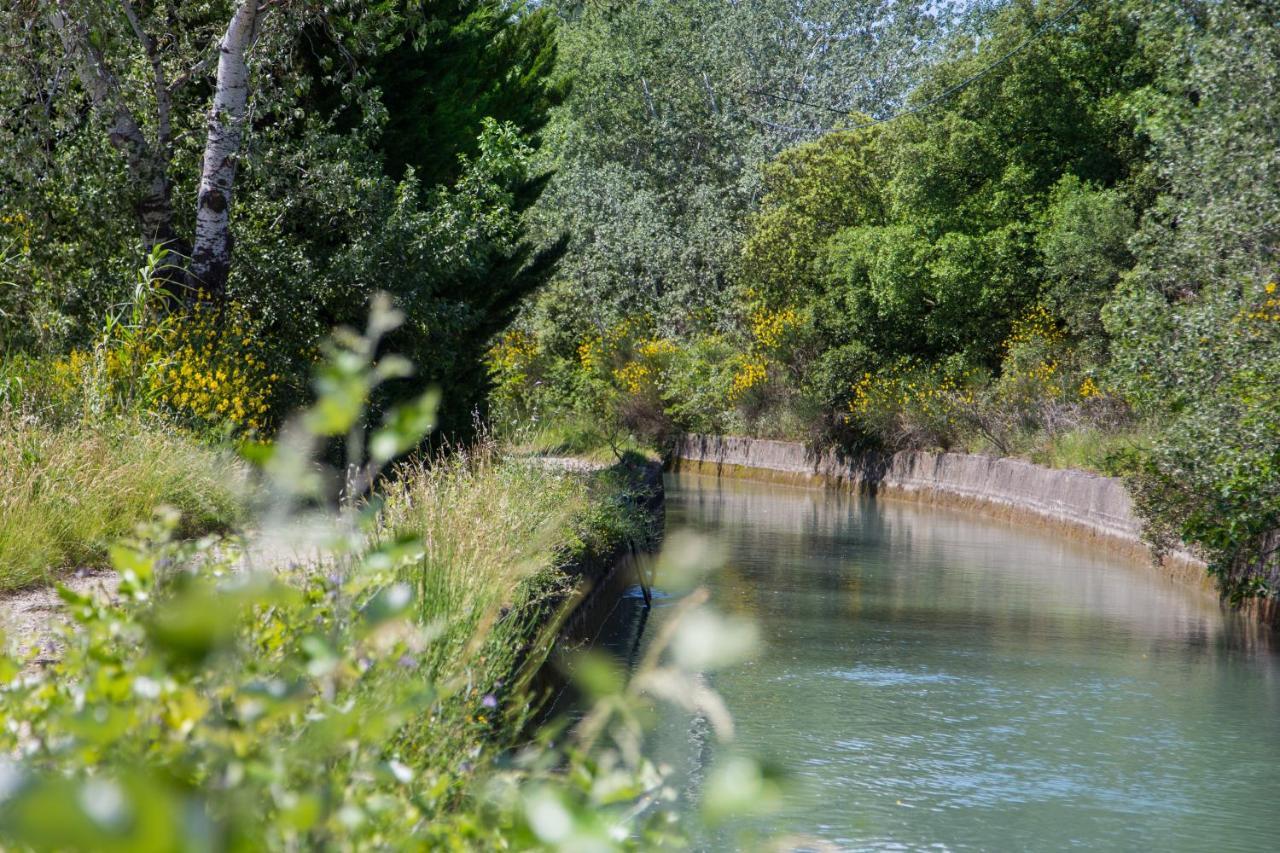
[747,0,1089,132]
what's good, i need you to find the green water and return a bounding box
[596,473,1280,850]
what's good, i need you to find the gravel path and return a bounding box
[0,567,120,666]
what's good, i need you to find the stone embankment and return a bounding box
[671,435,1273,616]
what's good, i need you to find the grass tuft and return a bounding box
[0,412,247,592]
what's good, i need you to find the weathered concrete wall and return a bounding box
[671,434,1214,595]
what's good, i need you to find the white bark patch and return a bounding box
[189,0,260,299]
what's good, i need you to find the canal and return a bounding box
[587,472,1280,850]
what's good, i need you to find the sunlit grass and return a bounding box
[504,416,662,463]
[374,440,652,789]
[0,412,247,591]
[382,441,649,672]
[1023,426,1153,474]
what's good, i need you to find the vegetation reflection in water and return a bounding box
[589,473,1280,851]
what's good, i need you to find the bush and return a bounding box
[1100,1,1280,601]
[1037,175,1135,345]
[846,355,983,450]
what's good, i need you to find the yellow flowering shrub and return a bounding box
[49,301,276,434]
[1002,303,1065,355]
[847,358,981,448]
[636,338,678,359]
[577,335,602,371]
[849,361,978,418]
[487,328,542,406]
[0,211,34,256]
[612,337,679,394]
[152,301,276,433]
[729,357,768,400]
[749,305,800,351]
[613,360,653,394]
[993,304,1073,402]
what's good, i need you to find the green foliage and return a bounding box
[498,0,1155,463]
[529,0,976,331]
[509,0,1164,457]
[1102,0,1280,600]
[0,1,563,436]
[737,0,1155,372]
[1038,176,1135,344]
[371,0,565,189]
[224,109,556,434]
[740,127,886,306]
[0,301,770,850]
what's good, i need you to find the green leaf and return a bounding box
[369,389,440,462]
[361,582,414,626]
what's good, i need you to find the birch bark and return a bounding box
[189,0,260,300]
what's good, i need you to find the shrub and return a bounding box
[1037,175,1135,345]
[148,300,279,434]
[847,355,983,450]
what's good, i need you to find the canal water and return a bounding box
[588,472,1280,850]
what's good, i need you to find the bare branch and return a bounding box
[168,53,214,94]
[119,0,172,150]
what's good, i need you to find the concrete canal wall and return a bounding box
[671,434,1218,590]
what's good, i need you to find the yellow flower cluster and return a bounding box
[998,304,1070,400]
[750,306,800,351]
[487,329,540,385]
[577,335,602,371]
[1003,304,1064,357]
[849,364,977,417]
[1244,281,1280,323]
[613,361,654,394]
[637,338,678,359]
[1078,376,1103,399]
[1025,359,1063,398]
[48,349,94,397]
[573,318,680,397]
[151,302,276,433]
[48,301,275,433]
[611,338,679,393]
[730,358,768,400]
[576,318,643,372]
[0,211,33,256]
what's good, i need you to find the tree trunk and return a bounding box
[48,3,184,280]
[189,0,260,301]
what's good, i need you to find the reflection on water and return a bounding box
[593,473,1280,851]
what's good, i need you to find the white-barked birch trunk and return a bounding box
[189,0,261,300]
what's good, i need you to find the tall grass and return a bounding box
[0,411,247,591]
[504,415,662,463]
[1022,425,1154,475]
[380,441,645,680]
[374,441,651,787]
